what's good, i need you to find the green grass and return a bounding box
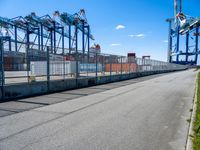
[194,67,200,71]
[193,72,200,150]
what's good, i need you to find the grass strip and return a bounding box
[193,72,200,150]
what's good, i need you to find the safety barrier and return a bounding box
[0,39,187,101]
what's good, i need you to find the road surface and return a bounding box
[0,69,197,150]
[0,73,167,117]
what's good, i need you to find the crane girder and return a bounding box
[26,13,70,38]
[54,10,95,40]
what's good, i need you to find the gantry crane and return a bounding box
[0,10,95,79]
[25,12,69,54]
[53,9,94,57]
[0,15,42,52]
[167,0,200,65]
[0,10,94,55]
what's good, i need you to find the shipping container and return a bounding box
[30,61,79,76]
[80,63,103,72]
[105,63,137,72]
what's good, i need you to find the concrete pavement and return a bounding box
[0,69,197,150]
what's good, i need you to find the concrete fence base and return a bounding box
[1,69,183,101]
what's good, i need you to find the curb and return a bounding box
[186,72,198,150]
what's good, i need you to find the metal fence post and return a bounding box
[129,58,131,75]
[63,56,65,80]
[47,46,50,91]
[110,55,112,78]
[121,56,122,78]
[61,27,65,80]
[135,58,137,73]
[26,30,30,83]
[75,26,78,87]
[195,27,199,64]
[87,52,89,77]
[102,55,104,76]
[0,38,5,100]
[87,25,90,77]
[96,52,98,79]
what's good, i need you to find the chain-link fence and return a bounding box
[0,39,187,86]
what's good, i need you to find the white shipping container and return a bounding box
[30,61,80,76]
[142,65,152,71]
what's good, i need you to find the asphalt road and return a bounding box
[0,69,197,150]
[0,73,168,117]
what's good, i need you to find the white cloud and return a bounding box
[115,25,125,30]
[128,34,146,38]
[110,44,121,46]
[162,40,168,43]
[128,35,135,37]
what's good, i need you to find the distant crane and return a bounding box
[174,0,200,34]
[53,9,94,55]
[0,9,95,55]
[166,0,200,65]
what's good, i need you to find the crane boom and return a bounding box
[54,10,95,40]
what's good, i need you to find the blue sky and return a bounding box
[0,0,199,61]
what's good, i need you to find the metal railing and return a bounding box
[0,40,187,85]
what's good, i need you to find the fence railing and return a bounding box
[0,39,187,85]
